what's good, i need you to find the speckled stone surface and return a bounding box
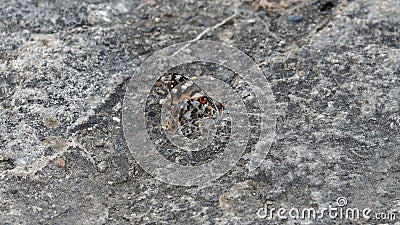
[0,0,399,224]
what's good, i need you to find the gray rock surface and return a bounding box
[0,0,399,224]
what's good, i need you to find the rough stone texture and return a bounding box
[0,0,399,224]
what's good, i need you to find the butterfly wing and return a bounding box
[161,73,225,138]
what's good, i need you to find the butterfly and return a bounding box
[157,73,225,139]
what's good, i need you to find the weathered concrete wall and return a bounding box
[0,0,398,224]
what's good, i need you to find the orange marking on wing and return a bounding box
[199,97,207,104]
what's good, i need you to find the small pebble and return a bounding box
[55,158,65,168]
[94,141,105,147]
[223,9,235,16]
[256,11,266,18]
[97,161,108,173]
[286,14,304,23]
[142,26,155,33]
